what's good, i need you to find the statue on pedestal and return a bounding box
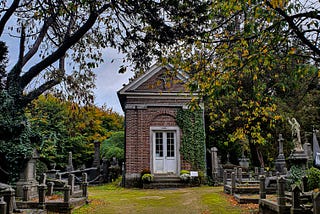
[288,117,303,151]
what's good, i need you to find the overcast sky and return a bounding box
[4,31,134,115]
[93,48,134,114]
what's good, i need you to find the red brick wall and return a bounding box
[125,106,191,176]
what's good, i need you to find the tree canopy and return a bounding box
[162,0,320,167]
[0,0,212,182]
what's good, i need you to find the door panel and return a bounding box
[153,131,177,174]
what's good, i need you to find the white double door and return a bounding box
[153,131,177,174]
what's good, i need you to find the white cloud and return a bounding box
[93,48,134,114]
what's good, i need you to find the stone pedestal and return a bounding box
[288,149,308,170]
[15,150,39,199]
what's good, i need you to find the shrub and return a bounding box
[180,173,191,183]
[180,170,190,175]
[287,165,304,190]
[307,167,320,190]
[141,173,153,183]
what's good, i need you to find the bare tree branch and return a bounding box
[20,3,111,89]
[266,1,320,57]
[0,0,20,36]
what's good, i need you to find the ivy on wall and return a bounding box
[176,108,206,171]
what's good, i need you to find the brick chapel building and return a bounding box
[118,64,204,186]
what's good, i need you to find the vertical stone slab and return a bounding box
[66,152,74,172]
[68,174,75,196]
[0,197,6,214]
[259,175,266,199]
[254,167,259,180]
[277,177,286,206]
[313,192,320,214]
[211,147,218,180]
[231,172,236,195]
[82,173,88,199]
[64,185,71,203]
[290,185,302,214]
[38,184,47,209]
[238,168,242,183]
[223,170,227,193]
[92,141,101,167]
[47,182,54,196]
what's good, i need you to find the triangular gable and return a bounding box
[117,64,191,111]
[118,64,189,95]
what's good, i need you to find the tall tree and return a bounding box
[0,0,211,182]
[162,0,320,167]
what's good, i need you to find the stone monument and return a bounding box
[287,118,308,170]
[15,149,39,199]
[92,141,101,167]
[66,151,74,172]
[275,134,286,174]
[239,149,249,169]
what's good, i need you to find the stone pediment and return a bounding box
[119,64,188,94]
[117,64,191,111]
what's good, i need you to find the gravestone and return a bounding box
[46,162,60,179]
[66,152,74,172]
[210,147,219,180]
[239,150,249,169]
[92,141,101,167]
[15,149,39,199]
[275,134,286,174]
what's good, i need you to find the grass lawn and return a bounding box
[73,183,258,214]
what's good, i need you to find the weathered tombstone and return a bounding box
[64,185,71,203]
[92,140,101,167]
[15,149,39,199]
[275,134,286,174]
[290,185,302,214]
[239,149,249,169]
[259,175,266,199]
[38,184,47,209]
[223,170,227,193]
[0,197,6,214]
[40,173,46,185]
[46,162,60,179]
[0,183,15,214]
[313,192,320,214]
[101,158,109,182]
[254,167,259,180]
[231,172,236,195]
[210,147,219,180]
[238,168,242,183]
[277,176,286,213]
[47,182,54,196]
[68,174,75,196]
[66,152,74,172]
[82,173,88,198]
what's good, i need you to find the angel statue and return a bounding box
[288,117,303,151]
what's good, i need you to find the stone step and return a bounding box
[153,175,181,183]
